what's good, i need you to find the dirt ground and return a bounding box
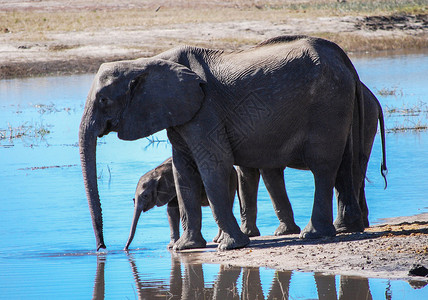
[0,0,427,78]
[182,213,428,283]
[1,0,427,283]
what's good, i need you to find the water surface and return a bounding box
[0,53,427,298]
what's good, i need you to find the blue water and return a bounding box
[0,53,427,298]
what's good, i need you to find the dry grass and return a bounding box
[0,122,51,140]
[387,121,428,133]
[2,8,272,34]
[1,0,426,35]
[378,87,404,97]
[0,0,427,78]
[383,101,428,133]
[258,0,427,15]
[313,32,428,52]
[385,101,428,116]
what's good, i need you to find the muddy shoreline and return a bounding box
[179,213,428,283]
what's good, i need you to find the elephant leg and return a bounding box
[354,164,369,229]
[359,181,369,228]
[300,136,347,239]
[167,198,180,249]
[171,149,207,250]
[213,168,237,243]
[168,125,248,251]
[261,168,301,235]
[334,135,364,233]
[300,171,336,239]
[200,165,250,251]
[236,166,261,237]
[357,132,373,229]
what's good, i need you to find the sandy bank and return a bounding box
[178,214,428,282]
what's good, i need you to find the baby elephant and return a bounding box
[124,157,237,250]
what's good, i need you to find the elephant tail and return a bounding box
[376,99,388,189]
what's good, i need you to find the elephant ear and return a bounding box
[154,171,177,207]
[118,59,205,140]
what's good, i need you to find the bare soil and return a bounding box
[0,0,427,79]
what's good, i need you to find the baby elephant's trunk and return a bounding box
[124,204,143,250]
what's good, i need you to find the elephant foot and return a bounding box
[167,239,178,249]
[334,217,365,234]
[300,221,336,239]
[240,223,261,237]
[218,231,250,251]
[212,230,224,243]
[274,222,301,236]
[172,232,207,251]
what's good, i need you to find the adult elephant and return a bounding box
[238,83,387,237]
[79,35,364,251]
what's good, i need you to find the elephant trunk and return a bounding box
[79,116,106,251]
[124,204,143,250]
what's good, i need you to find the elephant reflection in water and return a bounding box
[92,255,106,300]
[90,255,374,300]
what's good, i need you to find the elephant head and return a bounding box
[79,58,205,250]
[124,158,176,250]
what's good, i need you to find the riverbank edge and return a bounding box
[1,5,427,79]
[175,213,428,284]
[1,39,427,80]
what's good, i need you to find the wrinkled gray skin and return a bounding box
[79,35,365,251]
[238,83,387,237]
[124,85,387,249]
[124,157,237,250]
[124,86,385,250]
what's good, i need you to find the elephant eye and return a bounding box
[98,96,114,112]
[99,97,108,105]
